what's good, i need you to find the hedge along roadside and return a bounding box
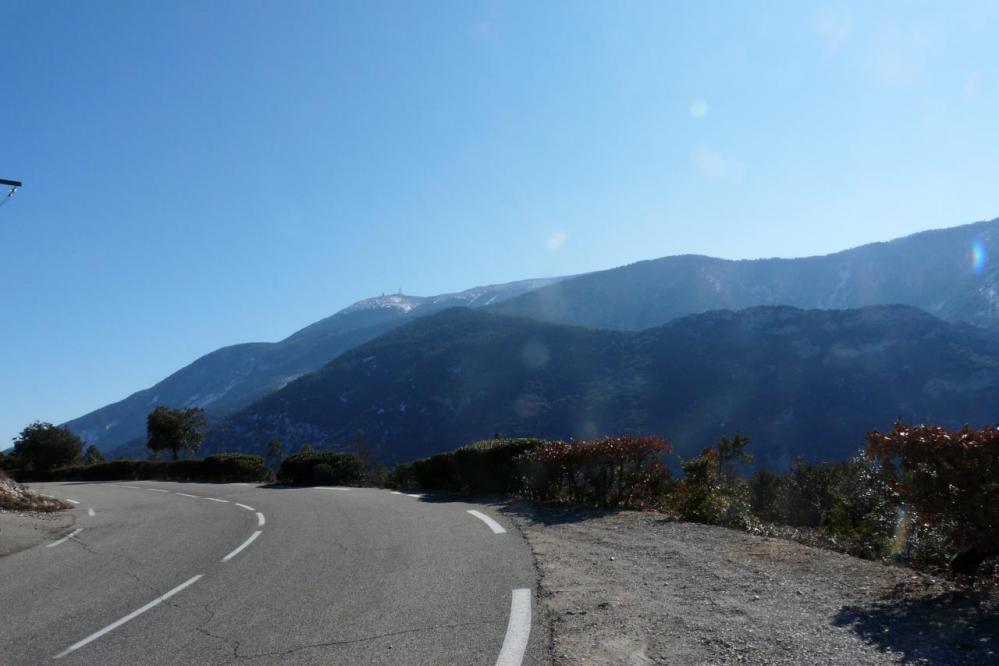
[277,451,366,486]
[383,438,551,495]
[46,454,272,483]
[383,436,672,509]
[519,435,672,509]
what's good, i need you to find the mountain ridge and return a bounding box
[66,216,999,455]
[65,277,562,452]
[488,216,999,330]
[204,303,999,467]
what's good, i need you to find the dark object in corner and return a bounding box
[951,547,999,576]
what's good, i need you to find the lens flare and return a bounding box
[972,240,987,274]
[891,506,912,557]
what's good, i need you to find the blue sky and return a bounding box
[1,1,997,448]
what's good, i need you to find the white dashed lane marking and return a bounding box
[495,589,532,666]
[221,531,262,562]
[467,510,507,535]
[47,529,83,548]
[53,575,204,659]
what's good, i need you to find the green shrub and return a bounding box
[199,454,272,483]
[277,451,365,486]
[382,461,418,489]
[410,452,459,491]
[671,435,753,528]
[49,454,272,483]
[54,460,144,481]
[749,469,782,523]
[312,464,335,484]
[745,456,898,558]
[383,438,572,494]
[520,435,671,509]
[382,451,461,491]
[453,438,548,494]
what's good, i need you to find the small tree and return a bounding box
[672,433,753,527]
[146,406,206,461]
[265,436,286,471]
[716,434,753,478]
[82,444,105,465]
[12,422,83,473]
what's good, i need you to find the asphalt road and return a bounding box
[0,481,547,665]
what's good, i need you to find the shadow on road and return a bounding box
[385,490,621,526]
[499,500,621,526]
[833,584,999,665]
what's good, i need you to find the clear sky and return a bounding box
[1,1,997,449]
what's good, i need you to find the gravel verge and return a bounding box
[500,504,998,665]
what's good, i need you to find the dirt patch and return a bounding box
[502,504,999,665]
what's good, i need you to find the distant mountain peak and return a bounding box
[341,294,425,314]
[64,275,564,453]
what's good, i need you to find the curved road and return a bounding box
[0,481,547,665]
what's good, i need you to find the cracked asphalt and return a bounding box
[0,481,548,665]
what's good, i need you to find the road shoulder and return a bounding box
[502,503,999,665]
[0,509,75,558]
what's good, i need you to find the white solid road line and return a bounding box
[495,589,532,666]
[314,486,349,491]
[122,485,141,489]
[53,574,204,659]
[204,497,230,503]
[235,503,255,511]
[87,507,96,517]
[256,512,266,527]
[405,493,424,499]
[47,528,83,548]
[65,499,80,505]
[176,492,199,498]
[221,530,262,562]
[389,491,403,495]
[147,488,168,493]
[467,510,507,535]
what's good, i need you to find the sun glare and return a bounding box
[972,239,987,274]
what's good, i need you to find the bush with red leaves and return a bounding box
[866,422,999,574]
[519,435,671,509]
